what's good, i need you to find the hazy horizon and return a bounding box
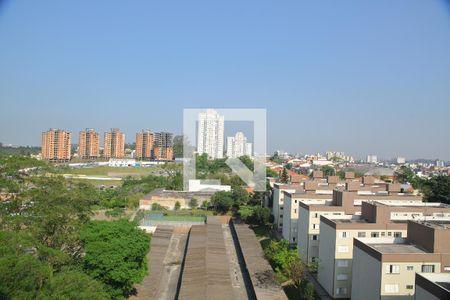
[1,1,450,160]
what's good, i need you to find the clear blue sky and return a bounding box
[1,0,450,160]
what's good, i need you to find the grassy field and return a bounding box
[65,166,162,176]
[68,178,123,187]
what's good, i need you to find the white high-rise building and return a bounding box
[396,156,406,164]
[226,132,252,158]
[197,109,224,159]
[367,154,378,164]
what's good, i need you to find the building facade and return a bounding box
[103,128,125,158]
[78,128,99,159]
[226,131,252,158]
[318,202,450,299]
[153,132,173,160]
[135,130,154,160]
[352,221,450,299]
[197,109,224,159]
[41,129,71,161]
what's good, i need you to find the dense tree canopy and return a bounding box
[80,220,150,299]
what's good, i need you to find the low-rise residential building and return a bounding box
[272,183,300,229]
[352,220,450,300]
[415,273,450,300]
[318,203,450,299]
[297,185,422,264]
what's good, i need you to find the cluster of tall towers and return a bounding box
[41,128,173,162]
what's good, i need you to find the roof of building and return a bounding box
[369,243,427,254]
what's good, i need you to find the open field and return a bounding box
[64,166,162,176]
[66,178,123,187]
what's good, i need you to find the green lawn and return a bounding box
[68,178,123,187]
[250,224,271,238]
[65,166,161,176]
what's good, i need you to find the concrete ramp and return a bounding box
[178,224,234,300]
[232,223,288,300]
[130,226,173,299]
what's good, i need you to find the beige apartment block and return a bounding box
[135,130,154,160]
[297,188,422,264]
[272,183,301,229]
[78,128,99,159]
[352,221,450,300]
[274,172,354,233]
[415,273,450,300]
[41,129,71,161]
[318,203,450,299]
[103,128,125,158]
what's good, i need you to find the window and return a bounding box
[394,232,402,238]
[337,260,349,267]
[407,266,414,271]
[387,232,392,236]
[381,232,386,237]
[338,246,349,253]
[384,284,399,293]
[293,237,296,242]
[294,209,297,214]
[386,265,400,274]
[422,265,435,273]
[444,266,450,271]
[336,274,348,281]
[406,285,414,290]
[358,232,366,238]
[295,200,297,204]
[340,232,348,238]
[371,232,379,238]
[312,224,319,229]
[336,287,347,295]
[315,213,319,218]
[311,235,318,241]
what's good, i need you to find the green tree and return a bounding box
[39,270,109,300]
[211,191,234,213]
[231,186,249,207]
[151,203,165,211]
[189,198,198,208]
[421,175,450,204]
[266,168,279,178]
[0,253,52,299]
[1,177,94,259]
[298,280,315,300]
[320,165,335,176]
[239,155,254,171]
[270,152,284,164]
[280,168,289,183]
[239,205,270,225]
[80,220,150,299]
[201,200,209,209]
[174,201,181,210]
[395,165,416,184]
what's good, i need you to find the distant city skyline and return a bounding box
[1,1,450,159]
